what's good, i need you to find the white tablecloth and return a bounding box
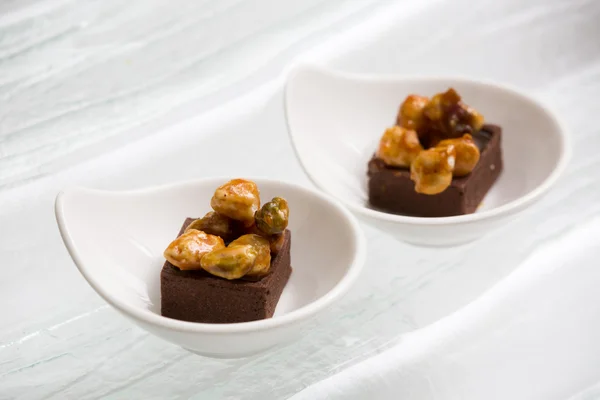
[292,218,600,399]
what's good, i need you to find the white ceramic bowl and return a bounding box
[55,177,366,358]
[284,64,571,246]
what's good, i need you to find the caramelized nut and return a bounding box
[269,233,285,254]
[410,146,456,194]
[423,88,460,123]
[229,234,271,278]
[239,223,285,255]
[210,179,260,225]
[186,211,240,242]
[463,104,484,132]
[376,126,423,168]
[200,244,257,280]
[423,88,485,139]
[239,222,263,237]
[437,134,480,176]
[397,94,429,132]
[164,229,225,270]
[255,197,289,235]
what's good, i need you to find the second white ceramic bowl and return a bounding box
[285,64,570,246]
[55,177,366,358]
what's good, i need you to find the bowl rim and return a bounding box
[284,63,572,226]
[55,177,367,334]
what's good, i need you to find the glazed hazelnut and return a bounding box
[463,104,484,133]
[255,197,289,235]
[376,126,423,168]
[229,234,271,278]
[397,94,429,132]
[437,134,480,176]
[200,244,257,280]
[185,211,240,242]
[164,229,225,270]
[423,89,459,123]
[210,179,260,225]
[423,88,485,139]
[410,146,456,195]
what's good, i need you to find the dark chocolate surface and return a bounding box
[367,124,503,217]
[161,218,292,323]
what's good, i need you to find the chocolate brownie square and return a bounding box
[368,124,503,217]
[161,218,292,323]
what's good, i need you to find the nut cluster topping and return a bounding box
[185,211,241,242]
[163,179,289,280]
[378,88,484,194]
[254,197,289,235]
[376,126,423,168]
[164,229,225,271]
[211,179,260,226]
[410,146,455,195]
[437,134,480,177]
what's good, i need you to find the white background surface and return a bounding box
[1,0,600,399]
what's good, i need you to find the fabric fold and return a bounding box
[291,217,600,400]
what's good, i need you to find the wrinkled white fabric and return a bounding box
[292,217,600,400]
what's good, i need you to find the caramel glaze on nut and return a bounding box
[255,197,289,236]
[397,94,429,133]
[421,88,484,146]
[200,244,257,280]
[164,229,225,270]
[200,234,271,280]
[240,222,286,256]
[376,126,423,168]
[210,179,260,225]
[185,211,242,243]
[228,234,271,278]
[436,134,480,177]
[410,145,456,195]
[376,88,486,194]
[165,179,290,280]
[269,233,285,255]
